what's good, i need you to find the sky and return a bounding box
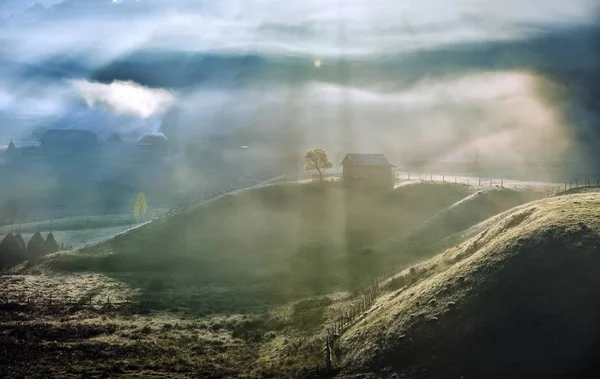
[0,0,599,169]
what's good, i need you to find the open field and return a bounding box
[0,209,166,250]
[0,272,363,378]
[0,209,167,234]
[0,181,568,378]
[39,182,484,293]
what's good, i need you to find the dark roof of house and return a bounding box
[342,154,393,167]
[40,129,98,146]
[106,133,124,143]
[137,133,168,146]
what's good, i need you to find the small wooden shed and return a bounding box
[341,154,394,190]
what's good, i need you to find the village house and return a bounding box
[40,129,99,154]
[341,153,395,190]
[137,133,169,154]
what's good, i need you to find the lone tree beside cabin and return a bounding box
[304,148,333,183]
[133,191,148,222]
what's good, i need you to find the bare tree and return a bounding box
[304,148,333,183]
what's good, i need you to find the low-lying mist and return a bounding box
[0,0,598,204]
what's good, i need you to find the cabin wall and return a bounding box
[343,163,393,189]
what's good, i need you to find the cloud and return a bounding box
[0,0,598,174]
[161,69,571,169]
[0,80,72,118]
[2,0,597,63]
[71,80,175,118]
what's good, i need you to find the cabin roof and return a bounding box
[342,154,393,167]
[106,133,124,143]
[40,129,98,146]
[137,133,168,146]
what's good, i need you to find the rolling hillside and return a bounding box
[342,193,600,379]
[42,182,475,293]
[370,187,541,272]
[3,181,577,378]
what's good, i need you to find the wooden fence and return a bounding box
[292,168,600,195]
[327,278,382,338]
[298,277,384,378]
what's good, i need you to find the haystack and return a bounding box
[0,233,26,269]
[15,233,26,251]
[26,231,46,259]
[44,232,60,254]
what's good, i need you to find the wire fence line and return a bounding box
[288,168,600,195]
[74,177,274,249]
[129,167,595,236]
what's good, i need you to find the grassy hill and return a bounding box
[342,193,600,379]
[372,187,541,269]
[1,181,567,378]
[41,182,475,296]
[555,185,600,196]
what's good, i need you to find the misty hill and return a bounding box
[373,187,541,268]
[555,186,600,197]
[43,182,477,291]
[342,193,600,379]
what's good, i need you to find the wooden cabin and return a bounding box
[341,154,394,190]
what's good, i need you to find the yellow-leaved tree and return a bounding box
[133,191,148,222]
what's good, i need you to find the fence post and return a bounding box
[325,336,332,372]
[479,179,481,186]
[490,180,492,187]
[430,173,433,181]
[442,175,444,182]
[408,173,410,180]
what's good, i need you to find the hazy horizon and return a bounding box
[1,0,599,171]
